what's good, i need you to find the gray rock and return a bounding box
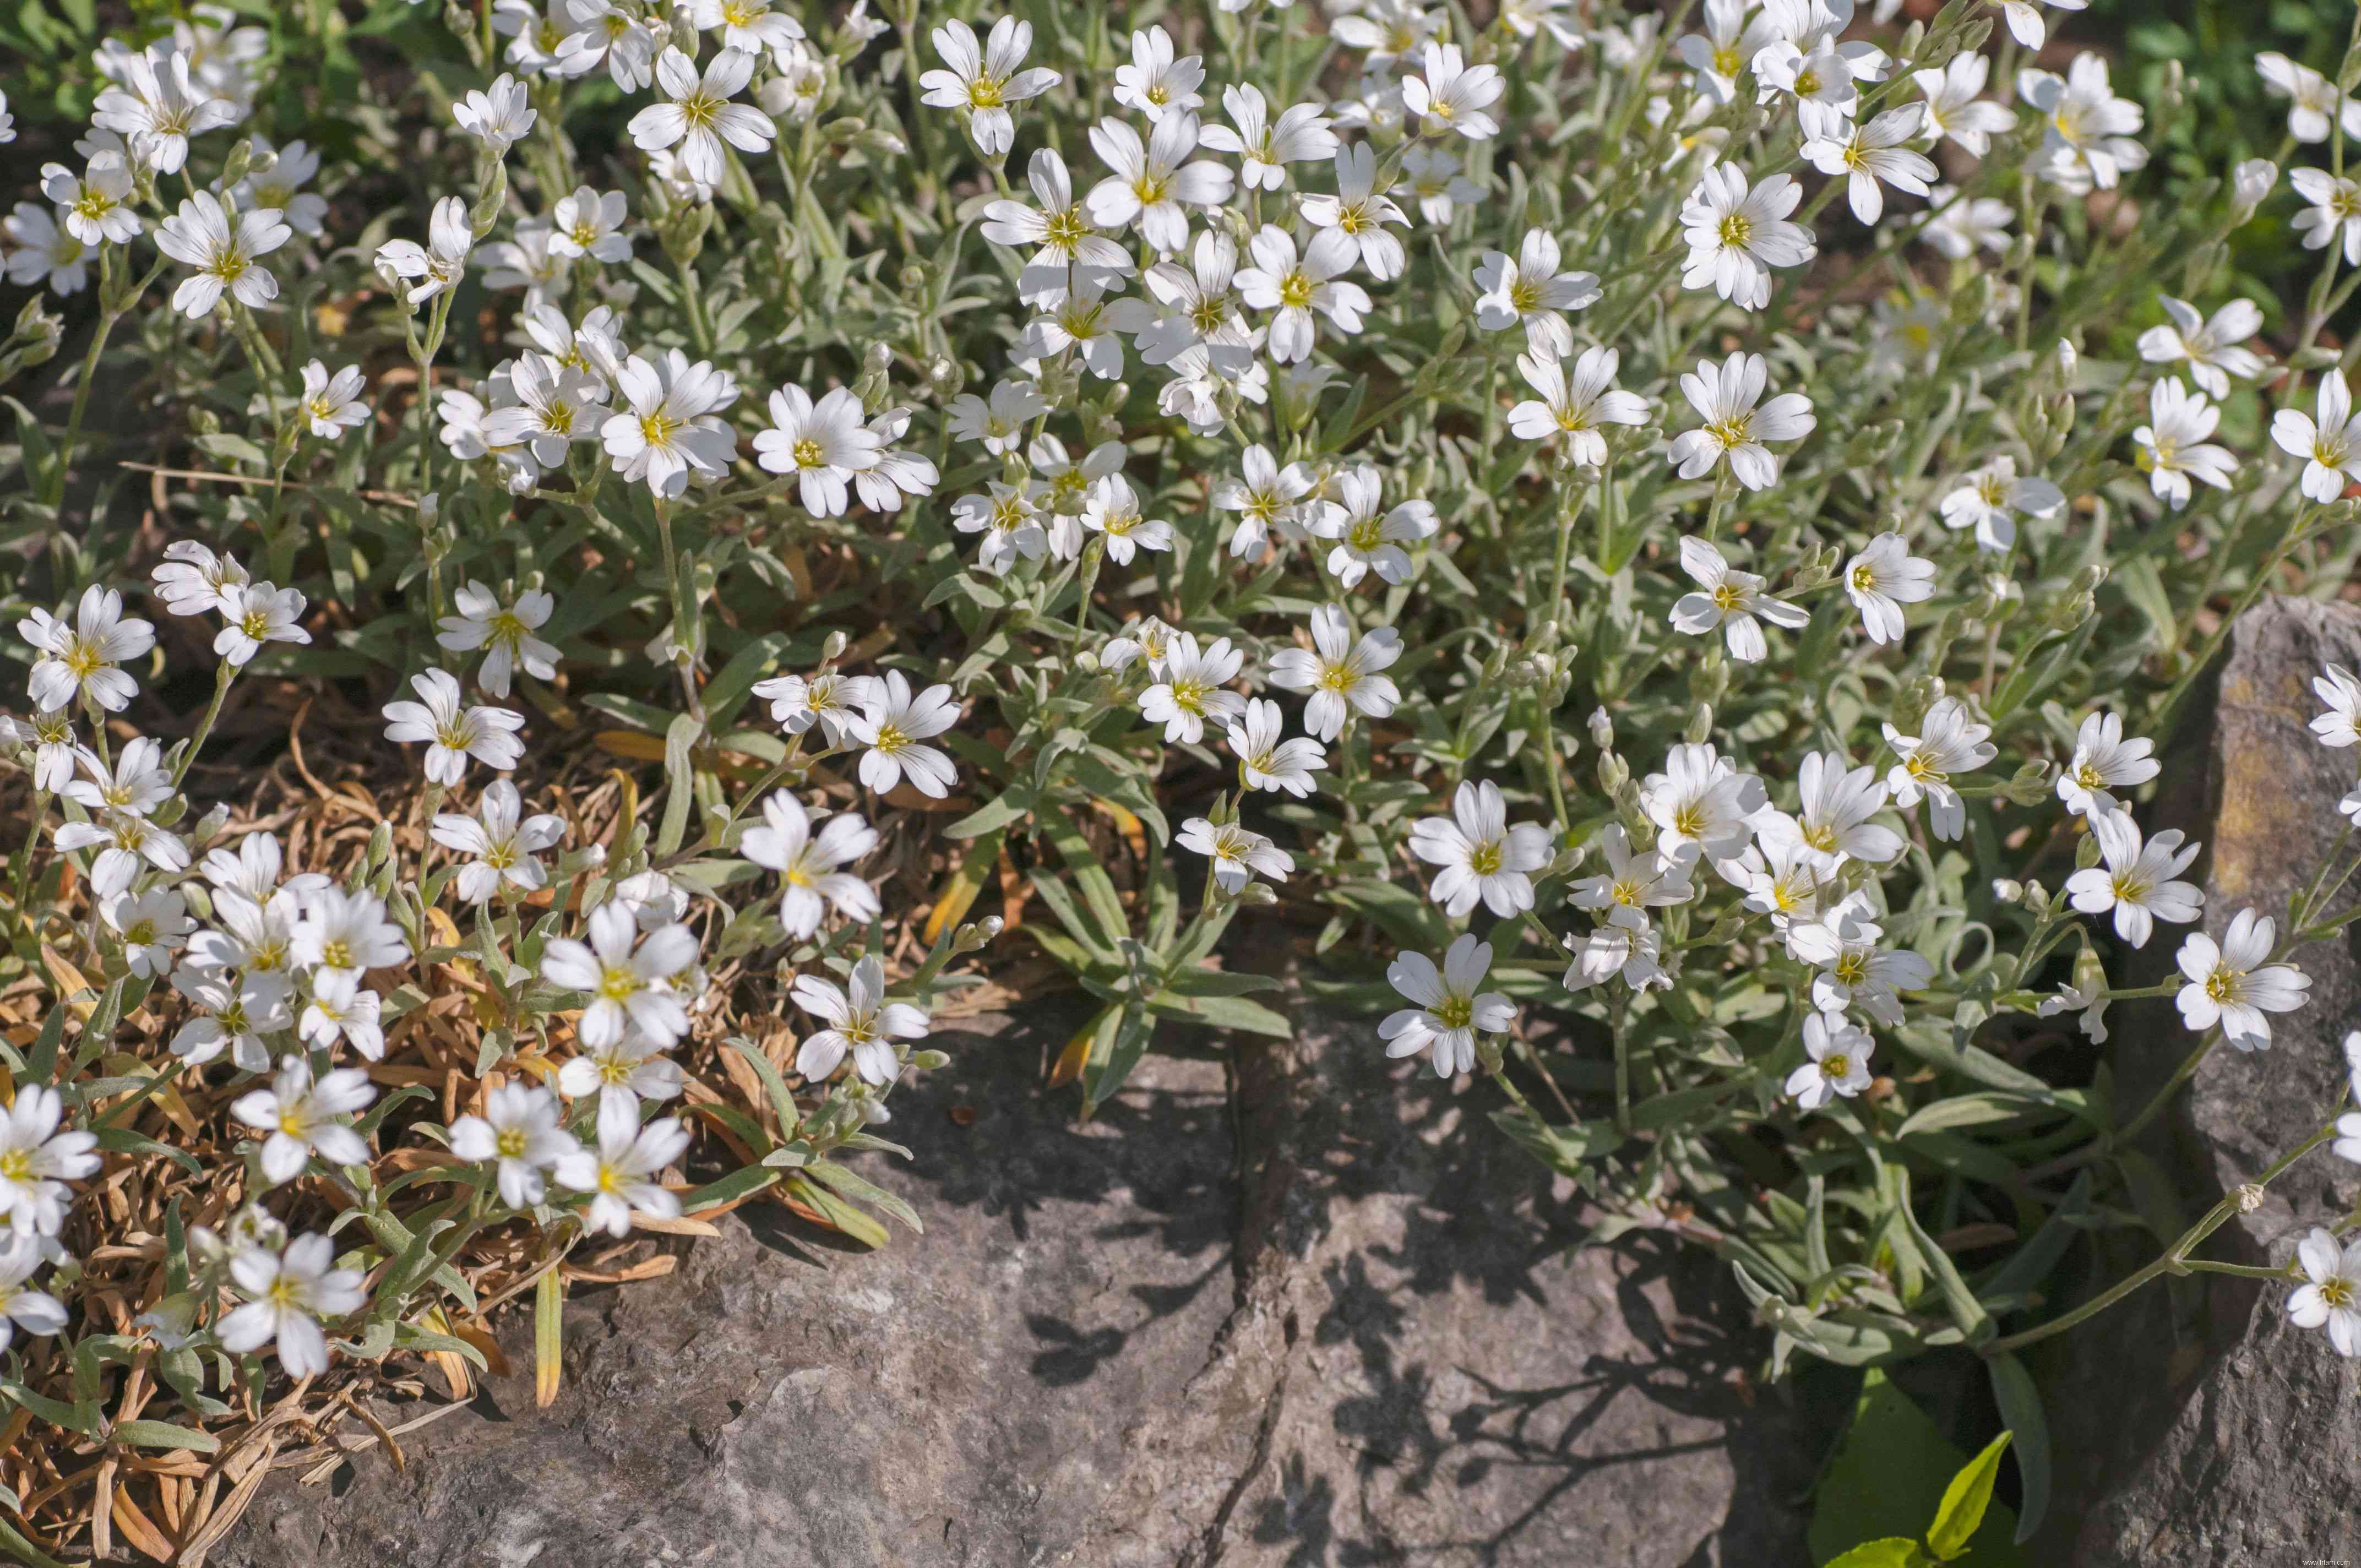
[220,987,1811,1567]
[2050,595,2361,1566]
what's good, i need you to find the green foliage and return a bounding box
[1812,1372,2022,1565]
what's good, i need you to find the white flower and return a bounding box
[1086,112,1234,256]
[1800,102,1936,225]
[382,668,526,783]
[1923,186,2015,259]
[104,888,193,979]
[53,810,188,899]
[42,154,141,247]
[436,582,559,698]
[1473,228,1600,355]
[482,352,610,467]
[1399,144,1482,224]
[1574,824,1698,913]
[1,205,86,295]
[1506,346,1649,468]
[1939,455,2066,552]
[750,668,877,745]
[2272,375,2361,504]
[1563,906,1671,993]
[554,1092,690,1238]
[0,1087,98,1237]
[90,45,238,174]
[376,195,473,304]
[1676,0,1776,101]
[2066,814,2202,949]
[214,581,309,667]
[2057,710,2159,818]
[2134,378,2238,510]
[152,540,249,619]
[1680,164,1815,310]
[1020,276,1155,379]
[1788,896,1934,1027]
[2314,663,2361,748]
[1178,816,1293,893]
[952,481,1047,574]
[1380,935,1514,1077]
[918,15,1059,158]
[1785,1011,1874,1110]
[293,886,410,981]
[1913,53,2017,156]
[232,1059,375,1185]
[155,190,289,319]
[2257,51,2361,144]
[1112,25,1204,123]
[599,349,739,496]
[450,1083,578,1208]
[454,71,536,151]
[855,406,939,512]
[298,969,385,1061]
[1402,42,1504,140]
[1998,0,2086,49]
[754,384,883,516]
[793,955,929,1086]
[1081,475,1174,565]
[1,710,77,794]
[1669,352,1816,491]
[556,0,660,90]
[556,1028,683,1108]
[21,584,155,713]
[217,1233,367,1377]
[2293,166,2361,265]
[1843,533,1934,645]
[983,148,1133,304]
[1139,633,1247,744]
[2232,158,2280,224]
[1410,780,1551,919]
[2021,55,2147,192]
[296,360,368,439]
[548,184,631,264]
[947,378,1049,454]
[850,671,961,799]
[1266,603,1401,741]
[628,46,775,187]
[1231,226,1367,366]
[2036,982,2111,1044]
[1225,698,1326,798]
[1196,84,1335,193]
[2287,1227,2361,1355]
[1642,742,1766,861]
[1669,536,1809,662]
[1883,697,1994,842]
[2137,296,2266,399]
[1309,465,1435,588]
[1300,143,1411,281]
[739,791,879,938]
[0,1246,67,1352]
[431,780,565,903]
[233,135,329,237]
[63,735,171,819]
[689,0,805,60]
[541,899,698,1048]
[1212,443,1315,557]
[1787,750,1906,868]
[2174,909,2311,1048]
[168,968,291,1072]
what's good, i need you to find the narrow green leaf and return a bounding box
[1986,1353,2052,1545]
[1927,1430,2012,1560]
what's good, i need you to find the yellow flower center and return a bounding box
[1718,213,1753,250]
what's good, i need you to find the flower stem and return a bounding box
[172,661,240,789]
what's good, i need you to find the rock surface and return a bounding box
[2050,596,2361,1566]
[221,986,1813,1567]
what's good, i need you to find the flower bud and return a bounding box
[927,355,964,400]
[821,629,851,664]
[2005,760,2052,806]
[2231,159,2278,224]
[954,916,1004,952]
[1992,878,2025,903]
[1587,706,1615,750]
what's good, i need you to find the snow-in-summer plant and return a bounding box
[6,0,2361,1553]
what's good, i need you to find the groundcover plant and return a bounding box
[4,0,2361,1554]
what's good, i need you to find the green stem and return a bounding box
[172,661,239,788]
